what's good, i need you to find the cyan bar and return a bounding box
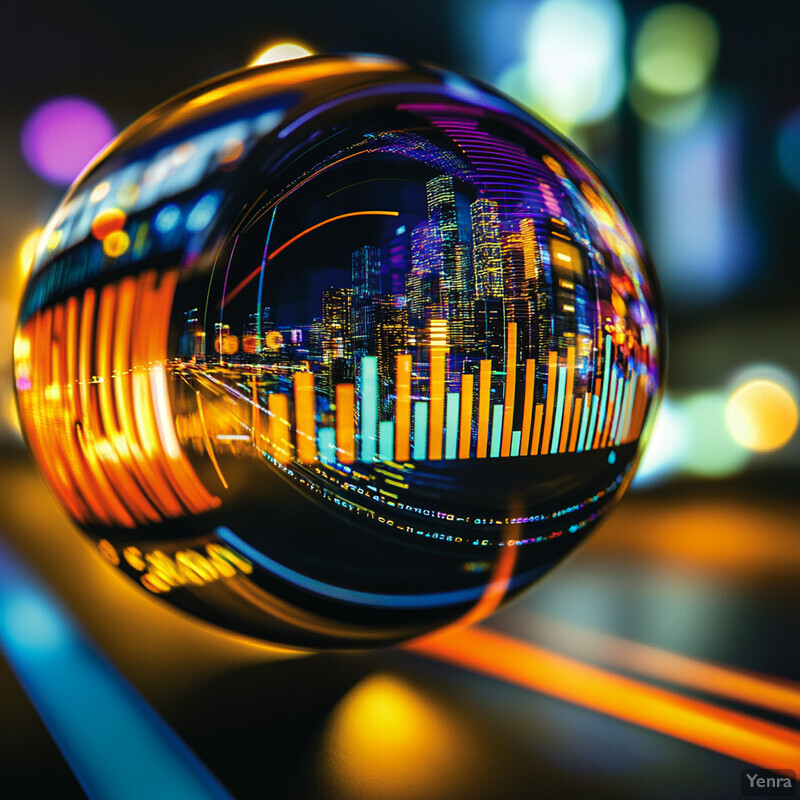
[379,420,394,462]
[413,401,428,461]
[445,392,460,459]
[550,366,568,454]
[490,403,503,457]
[587,391,600,451]
[318,427,336,464]
[609,372,624,444]
[576,394,592,453]
[359,356,378,462]
[596,335,613,444]
[511,430,521,457]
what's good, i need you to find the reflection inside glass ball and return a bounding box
[14,55,662,649]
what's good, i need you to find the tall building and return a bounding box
[471,198,504,300]
[322,287,352,362]
[426,175,474,352]
[502,231,530,362]
[351,246,382,357]
[375,295,408,388]
[407,221,444,330]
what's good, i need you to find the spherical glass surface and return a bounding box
[14,55,663,649]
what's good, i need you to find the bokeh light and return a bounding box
[726,375,799,453]
[249,42,312,67]
[682,392,748,477]
[321,674,473,800]
[633,4,719,98]
[632,396,687,487]
[19,230,43,277]
[20,97,115,185]
[777,108,800,192]
[520,0,625,129]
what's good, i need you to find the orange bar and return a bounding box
[477,359,491,458]
[568,397,583,452]
[335,383,356,464]
[395,354,411,462]
[541,352,558,454]
[429,349,445,460]
[408,627,800,772]
[531,404,544,455]
[501,322,517,457]
[293,371,317,464]
[559,347,575,452]
[520,359,535,456]
[592,378,604,449]
[458,374,474,459]
[268,393,292,463]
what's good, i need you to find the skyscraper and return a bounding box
[351,246,382,358]
[471,198,504,300]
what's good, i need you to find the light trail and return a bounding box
[407,626,800,770]
[220,210,399,307]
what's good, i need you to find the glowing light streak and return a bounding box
[408,627,800,771]
[223,211,400,307]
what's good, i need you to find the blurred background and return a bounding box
[1,1,799,798]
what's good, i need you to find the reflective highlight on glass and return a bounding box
[14,56,663,648]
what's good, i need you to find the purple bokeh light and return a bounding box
[20,96,115,186]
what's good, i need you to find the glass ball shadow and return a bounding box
[14,55,664,650]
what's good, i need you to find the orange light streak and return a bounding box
[223,211,400,307]
[115,276,183,518]
[408,626,800,771]
[395,355,411,462]
[501,322,517,457]
[477,360,491,458]
[78,289,135,528]
[528,615,800,722]
[541,352,558,454]
[335,384,356,464]
[96,283,161,524]
[196,392,229,490]
[293,371,317,464]
[459,374,474,459]
[520,359,535,456]
[147,270,220,514]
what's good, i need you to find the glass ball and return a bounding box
[14,55,663,649]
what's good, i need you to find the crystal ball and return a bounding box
[14,55,663,649]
